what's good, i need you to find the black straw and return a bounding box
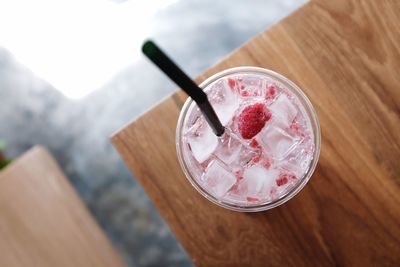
[142,40,225,136]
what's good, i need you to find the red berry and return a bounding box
[276,176,288,186]
[238,103,271,139]
[246,197,259,202]
[228,78,236,91]
[249,139,260,148]
[252,155,261,163]
[263,158,271,169]
[265,84,277,100]
[276,173,297,186]
[270,86,276,95]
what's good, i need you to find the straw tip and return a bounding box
[142,40,156,55]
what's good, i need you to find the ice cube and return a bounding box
[237,144,260,167]
[269,94,298,128]
[238,166,279,198]
[202,160,237,198]
[256,125,301,160]
[273,171,297,197]
[237,75,265,97]
[208,79,239,126]
[284,142,313,178]
[278,161,304,179]
[187,122,218,163]
[215,132,242,165]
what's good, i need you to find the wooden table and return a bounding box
[112,0,400,266]
[0,147,126,267]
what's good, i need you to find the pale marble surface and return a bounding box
[0,0,306,266]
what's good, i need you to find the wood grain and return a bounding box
[112,0,400,266]
[0,146,126,267]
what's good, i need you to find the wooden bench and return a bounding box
[0,146,126,267]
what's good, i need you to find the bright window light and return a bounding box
[0,0,177,99]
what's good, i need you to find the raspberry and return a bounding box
[265,84,277,100]
[238,103,271,139]
[276,173,296,186]
[249,139,260,148]
[228,78,236,91]
[246,197,259,202]
[252,155,261,163]
[276,176,288,186]
[263,158,271,169]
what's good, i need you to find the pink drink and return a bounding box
[176,67,320,211]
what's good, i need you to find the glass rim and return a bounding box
[176,66,321,212]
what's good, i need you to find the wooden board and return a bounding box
[112,0,400,266]
[0,146,126,267]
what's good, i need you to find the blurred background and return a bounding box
[0,0,306,266]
